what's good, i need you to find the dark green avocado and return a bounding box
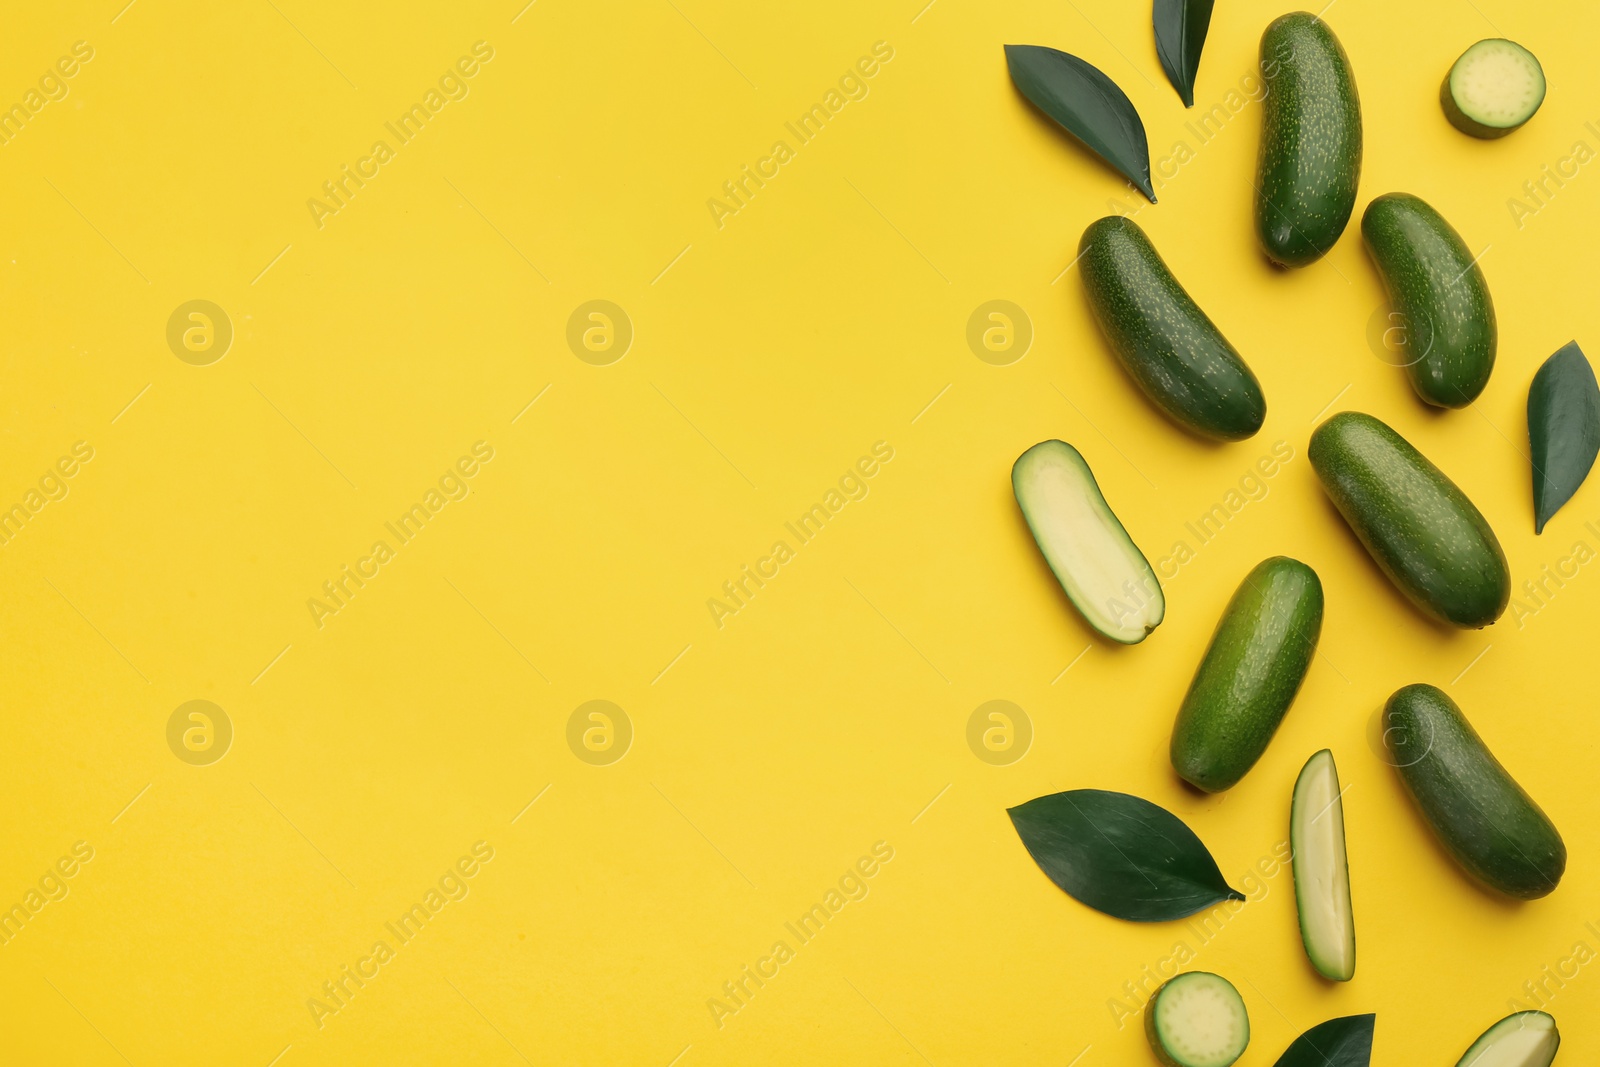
[1170,556,1323,792]
[1385,684,1565,899]
[1310,411,1508,627]
[1078,215,1265,441]
[1362,192,1497,407]
[1254,13,1363,267]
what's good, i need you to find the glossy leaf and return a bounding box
[1004,44,1156,202]
[1153,0,1215,107]
[1007,789,1243,921]
[1272,1014,1375,1067]
[1529,341,1600,532]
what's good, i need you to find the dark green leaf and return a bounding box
[1004,44,1156,203]
[1153,0,1215,107]
[1528,340,1600,533]
[1272,1014,1376,1067]
[1006,789,1243,921]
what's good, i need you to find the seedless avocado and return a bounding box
[1171,557,1323,792]
[1454,1011,1560,1067]
[1309,411,1509,628]
[1254,13,1363,267]
[1078,216,1266,441]
[1363,193,1497,407]
[1145,972,1249,1067]
[1013,440,1164,643]
[1385,684,1566,900]
[1442,39,1546,138]
[1291,749,1355,981]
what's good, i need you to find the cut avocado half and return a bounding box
[1012,440,1163,644]
[1455,1011,1559,1067]
[1442,39,1545,138]
[1144,972,1249,1067]
[1291,749,1356,981]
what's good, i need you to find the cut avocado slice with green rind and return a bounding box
[1454,1011,1559,1067]
[1145,972,1249,1067]
[1291,749,1356,981]
[1012,440,1163,644]
[1442,39,1545,139]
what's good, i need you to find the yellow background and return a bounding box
[2,0,1598,1063]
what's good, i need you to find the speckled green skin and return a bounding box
[1362,193,1497,407]
[1078,216,1266,441]
[1170,557,1323,793]
[1310,412,1509,627]
[1385,684,1565,899]
[1254,13,1362,267]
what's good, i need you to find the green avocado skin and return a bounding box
[1310,412,1509,627]
[1078,216,1266,441]
[1385,684,1565,899]
[1362,193,1497,407]
[1254,13,1363,267]
[1171,557,1323,793]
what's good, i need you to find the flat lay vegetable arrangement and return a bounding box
[1000,8,1593,1065]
